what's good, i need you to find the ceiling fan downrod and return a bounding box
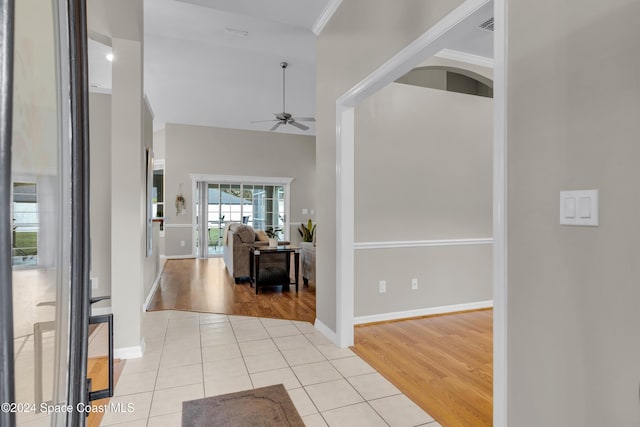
[281,61,287,115]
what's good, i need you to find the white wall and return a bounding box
[163,123,315,257]
[507,0,640,425]
[316,0,466,331]
[353,81,492,318]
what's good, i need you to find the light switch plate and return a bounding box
[560,190,598,226]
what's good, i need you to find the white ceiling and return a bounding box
[143,0,328,135]
[88,0,494,136]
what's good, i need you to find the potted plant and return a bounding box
[265,226,281,248]
[298,219,316,243]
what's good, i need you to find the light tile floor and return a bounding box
[100,310,441,427]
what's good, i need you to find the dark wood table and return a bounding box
[249,245,300,294]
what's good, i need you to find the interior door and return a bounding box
[0,0,92,426]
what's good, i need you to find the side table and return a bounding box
[249,246,300,294]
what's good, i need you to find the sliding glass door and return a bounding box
[195,180,288,257]
[1,0,92,426]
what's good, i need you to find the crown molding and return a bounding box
[435,48,494,69]
[312,0,343,35]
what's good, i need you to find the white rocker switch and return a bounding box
[560,190,598,226]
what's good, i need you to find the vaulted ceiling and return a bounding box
[88,0,494,136]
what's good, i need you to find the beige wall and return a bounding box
[88,0,152,353]
[507,0,640,425]
[110,36,144,351]
[89,93,112,309]
[317,0,466,330]
[153,128,166,159]
[152,128,166,255]
[163,123,315,257]
[353,81,492,317]
[142,96,160,302]
[88,92,160,313]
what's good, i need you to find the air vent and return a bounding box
[478,17,494,32]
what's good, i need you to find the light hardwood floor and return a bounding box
[86,357,125,427]
[147,258,316,323]
[352,309,493,427]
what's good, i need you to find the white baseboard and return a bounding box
[143,261,167,311]
[354,300,494,325]
[114,341,144,359]
[314,318,338,345]
[91,307,112,316]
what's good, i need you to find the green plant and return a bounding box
[265,227,282,238]
[298,219,316,243]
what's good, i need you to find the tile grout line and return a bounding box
[142,313,426,426]
[145,315,169,426]
[198,312,206,406]
[229,315,256,391]
[267,327,326,423]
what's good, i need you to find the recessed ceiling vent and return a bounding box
[478,17,494,32]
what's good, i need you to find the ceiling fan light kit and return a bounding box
[251,61,316,132]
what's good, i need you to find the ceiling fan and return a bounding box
[252,62,315,131]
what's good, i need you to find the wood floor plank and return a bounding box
[86,357,125,427]
[147,258,316,323]
[352,309,493,427]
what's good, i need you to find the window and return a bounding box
[12,181,38,266]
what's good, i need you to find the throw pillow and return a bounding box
[255,230,269,242]
[234,225,256,243]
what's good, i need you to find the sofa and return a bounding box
[300,242,315,285]
[222,223,289,284]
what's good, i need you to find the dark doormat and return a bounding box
[182,384,305,427]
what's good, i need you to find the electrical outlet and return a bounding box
[180,240,185,247]
[91,277,99,290]
[411,278,418,290]
[379,280,386,293]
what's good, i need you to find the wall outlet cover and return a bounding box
[379,280,386,293]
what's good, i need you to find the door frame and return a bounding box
[333,0,508,425]
[0,0,16,424]
[0,0,93,425]
[190,173,294,257]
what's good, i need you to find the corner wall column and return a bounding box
[110,36,144,354]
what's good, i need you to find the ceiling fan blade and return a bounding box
[270,122,283,131]
[292,117,315,122]
[250,119,278,123]
[289,121,309,131]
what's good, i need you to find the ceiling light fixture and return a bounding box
[106,53,114,62]
[224,28,249,38]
